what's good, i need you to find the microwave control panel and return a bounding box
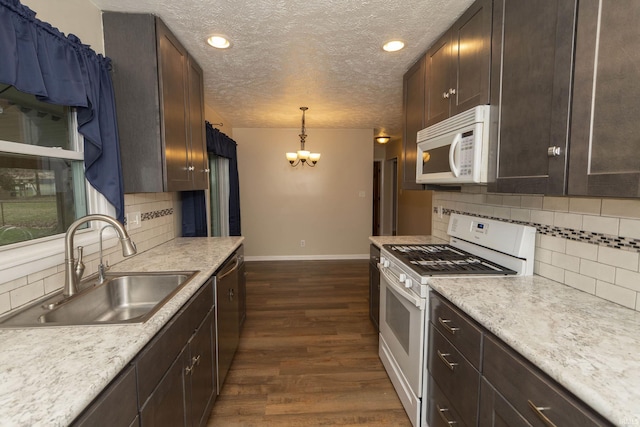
[458,130,475,177]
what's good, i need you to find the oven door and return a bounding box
[379,265,426,426]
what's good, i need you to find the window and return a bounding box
[0,84,87,247]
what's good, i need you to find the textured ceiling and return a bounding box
[89,0,474,140]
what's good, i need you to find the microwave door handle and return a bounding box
[449,133,462,177]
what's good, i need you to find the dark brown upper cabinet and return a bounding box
[103,13,208,193]
[425,0,492,127]
[489,0,578,195]
[401,56,426,190]
[569,0,640,197]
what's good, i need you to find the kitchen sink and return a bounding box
[0,271,199,327]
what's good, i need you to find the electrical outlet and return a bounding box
[437,206,443,219]
[126,211,141,230]
[300,240,306,247]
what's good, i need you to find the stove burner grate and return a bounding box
[383,244,517,276]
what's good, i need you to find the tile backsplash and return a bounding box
[0,193,180,316]
[432,188,640,311]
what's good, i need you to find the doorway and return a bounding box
[372,161,381,235]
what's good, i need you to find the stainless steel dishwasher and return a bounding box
[215,249,241,393]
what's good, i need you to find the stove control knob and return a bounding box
[404,278,413,289]
[379,257,389,268]
[399,273,407,282]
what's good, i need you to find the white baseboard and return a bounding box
[245,254,369,262]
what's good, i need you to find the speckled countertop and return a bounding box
[0,236,243,427]
[370,235,640,426]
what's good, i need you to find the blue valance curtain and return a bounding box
[181,122,241,237]
[0,0,124,223]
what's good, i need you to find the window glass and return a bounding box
[0,85,86,247]
[0,84,71,150]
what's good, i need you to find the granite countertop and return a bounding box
[430,275,640,427]
[0,236,243,427]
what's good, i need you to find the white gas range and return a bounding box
[378,214,536,427]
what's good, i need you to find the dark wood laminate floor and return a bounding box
[206,260,412,426]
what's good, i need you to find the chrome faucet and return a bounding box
[98,225,115,283]
[64,214,137,297]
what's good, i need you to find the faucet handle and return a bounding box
[74,245,85,281]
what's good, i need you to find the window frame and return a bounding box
[0,111,116,285]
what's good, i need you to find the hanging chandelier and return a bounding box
[285,107,321,167]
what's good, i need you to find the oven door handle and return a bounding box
[380,267,425,309]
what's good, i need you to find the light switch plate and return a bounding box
[126,211,141,230]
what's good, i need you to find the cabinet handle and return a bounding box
[528,400,558,427]
[437,350,458,371]
[204,168,210,173]
[192,355,201,367]
[185,365,192,376]
[437,404,457,425]
[443,91,450,99]
[449,88,456,95]
[438,317,460,335]
[228,288,234,301]
[547,146,562,157]
[188,166,195,171]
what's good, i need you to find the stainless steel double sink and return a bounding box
[0,270,199,327]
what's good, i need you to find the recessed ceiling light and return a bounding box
[383,40,405,52]
[207,35,231,49]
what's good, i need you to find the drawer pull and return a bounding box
[437,404,458,425]
[438,317,460,335]
[437,350,458,371]
[528,400,558,427]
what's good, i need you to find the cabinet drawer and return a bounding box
[137,280,213,406]
[428,324,480,427]
[430,292,482,369]
[483,334,612,427]
[426,374,470,427]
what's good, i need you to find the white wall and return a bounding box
[22,0,104,53]
[234,128,373,259]
[432,188,640,312]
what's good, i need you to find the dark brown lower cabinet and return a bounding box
[72,365,139,427]
[482,334,612,427]
[139,292,216,427]
[426,374,470,427]
[428,292,612,427]
[479,378,530,427]
[140,347,190,427]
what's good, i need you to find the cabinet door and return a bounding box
[450,0,492,116]
[569,0,640,197]
[479,379,531,427]
[140,347,189,427]
[491,0,577,194]
[425,33,453,127]
[402,56,426,190]
[157,19,191,191]
[189,310,216,427]
[188,58,209,191]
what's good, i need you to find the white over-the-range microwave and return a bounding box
[416,105,491,185]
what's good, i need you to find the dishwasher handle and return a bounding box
[217,255,240,281]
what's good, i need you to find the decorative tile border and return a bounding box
[141,208,174,222]
[435,207,640,253]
